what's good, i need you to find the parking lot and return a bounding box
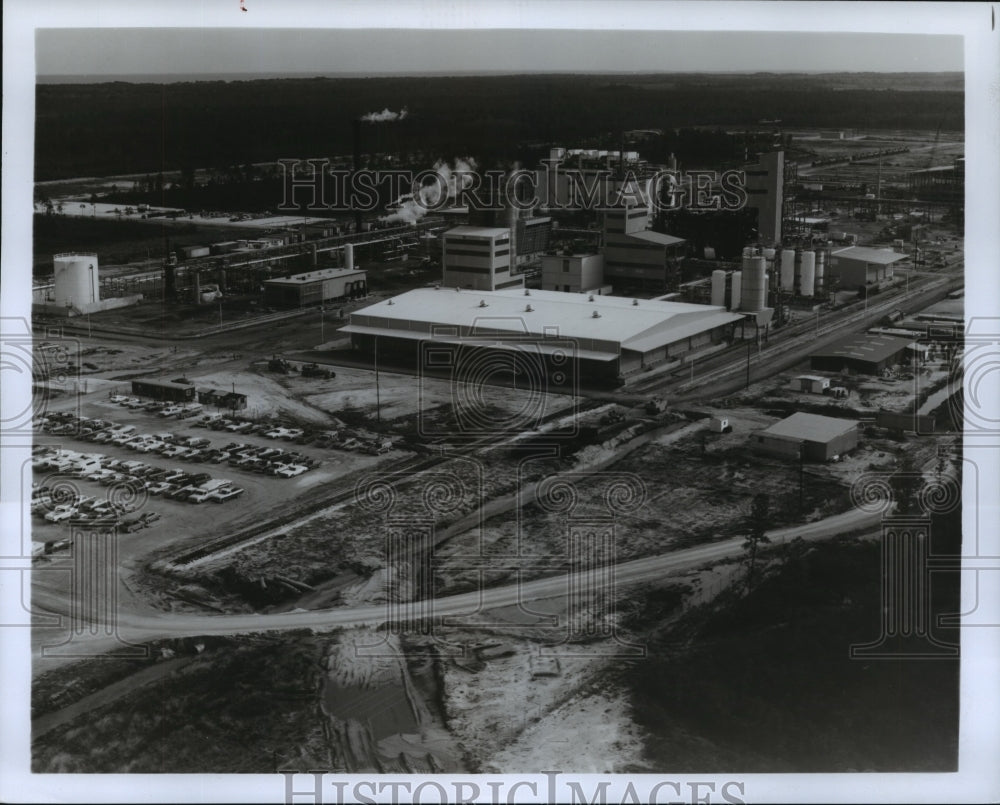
[31,393,412,561]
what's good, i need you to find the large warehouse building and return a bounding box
[262,267,368,308]
[752,412,860,462]
[340,287,742,386]
[810,333,915,375]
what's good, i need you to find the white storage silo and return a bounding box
[710,270,727,307]
[730,271,742,311]
[780,249,796,292]
[800,250,816,297]
[53,253,99,307]
[344,243,355,271]
[740,255,767,312]
[763,248,776,260]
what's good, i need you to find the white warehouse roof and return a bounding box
[341,287,741,356]
[831,246,908,265]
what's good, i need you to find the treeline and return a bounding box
[35,74,963,180]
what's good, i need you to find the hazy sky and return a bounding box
[36,28,964,77]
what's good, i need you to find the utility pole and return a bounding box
[320,306,325,343]
[798,441,806,512]
[374,335,381,424]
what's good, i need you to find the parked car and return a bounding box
[44,506,77,523]
[208,487,245,503]
[147,482,173,496]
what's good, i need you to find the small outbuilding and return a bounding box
[752,412,860,462]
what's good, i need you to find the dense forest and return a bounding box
[35,73,963,181]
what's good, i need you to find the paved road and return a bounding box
[32,506,879,665]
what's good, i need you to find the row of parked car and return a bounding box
[38,412,316,478]
[32,445,246,518]
[109,395,206,420]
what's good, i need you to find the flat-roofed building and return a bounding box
[441,225,524,291]
[753,412,860,462]
[810,333,914,375]
[828,246,907,290]
[541,253,605,293]
[340,287,741,386]
[262,267,368,308]
[603,204,685,295]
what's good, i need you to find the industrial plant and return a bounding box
[21,48,971,789]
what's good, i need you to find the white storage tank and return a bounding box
[780,249,796,292]
[53,253,99,307]
[710,270,727,307]
[800,250,816,297]
[740,256,767,312]
[344,243,355,271]
[815,250,826,293]
[730,271,742,311]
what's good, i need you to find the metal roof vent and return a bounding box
[479,299,488,308]
[632,298,639,306]
[387,299,394,305]
[588,294,595,302]
[592,310,601,318]
[524,288,531,296]
[525,304,533,312]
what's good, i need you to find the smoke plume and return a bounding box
[361,107,409,123]
[382,157,478,225]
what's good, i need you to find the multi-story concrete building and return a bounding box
[541,253,605,294]
[743,150,784,246]
[441,225,524,291]
[602,203,685,295]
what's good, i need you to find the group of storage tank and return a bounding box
[710,244,828,312]
[775,247,828,298]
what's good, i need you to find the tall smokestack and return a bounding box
[352,119,363,233]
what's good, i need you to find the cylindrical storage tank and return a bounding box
[344,243,355,271]
[710,270,726,307]
[53,253,99,307]
[730,271,742,311]
[741,256,767,312]
[800,250,816,297]
[763,248,776,260]
[780,249,796,292]
[742,246,754,258]
[815,250,826,293]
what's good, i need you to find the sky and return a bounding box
[36,28,964,78]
